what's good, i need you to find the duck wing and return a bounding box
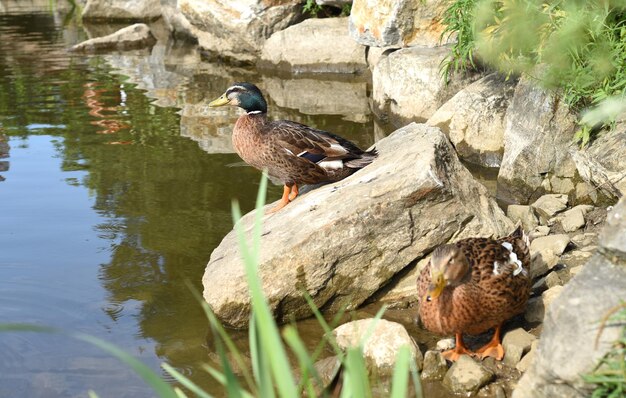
[460,229,531,328]
[266,120,366,165]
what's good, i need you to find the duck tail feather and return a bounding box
[345,147,378,169]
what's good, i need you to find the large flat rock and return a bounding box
[372,46,479,124]
[258,17,367,74]
[202,123,513,328]
[427,73,517,167]
[82,0,162,21]
[174,0,303,64]
[70,23,156,53]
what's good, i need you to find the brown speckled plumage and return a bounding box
[209,83,377,211]
[416,226,531,337]
[233,113,371,186]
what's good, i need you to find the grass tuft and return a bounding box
[584,302,626,397]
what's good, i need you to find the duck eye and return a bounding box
[426,296,432,302]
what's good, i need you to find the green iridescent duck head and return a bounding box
[208,82,268,114]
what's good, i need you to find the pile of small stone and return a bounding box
[506,194,607,325]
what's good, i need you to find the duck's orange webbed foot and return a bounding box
[288,184,299,201]
[268,185,298,214]
[475,325,505,360]
[442,333,476,362]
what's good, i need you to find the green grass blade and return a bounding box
[248,315,261,383]
[231,175,298,397]
[207,320,244,398]
[343,347,371,398]
[409,353,423,398]
[389,346,410,398]
[162,363,214,398]
[302,292,345,356]
[203,364,255,398]
[186,284,256,394]
[359,305,387,347]
[250,316,275,398]
[173,387,189,398]
[252,171,268,258]
[282,325,322,397]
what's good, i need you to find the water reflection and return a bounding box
[0,6,389,397]
[0,134,8,180]
[82,81,130,134]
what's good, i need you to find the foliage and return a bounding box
[303,0,351,18]
[304,0,324,16]
[440,0,626,145]
[341,4,352,17]
[440,0,479,83]
[0,173,423,397]
[584,303,626,398]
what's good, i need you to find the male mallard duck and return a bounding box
[208,83,377,212]
[416,226,531,362]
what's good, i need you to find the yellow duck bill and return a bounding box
[209,94,229,107]
[425,272,445,300]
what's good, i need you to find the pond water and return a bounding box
[0,7,397,398]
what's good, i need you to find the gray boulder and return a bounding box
[443,355,494,394]
[507,205,539,231]
[531,194,568,225]
[259,17,367,74]
[513,197,626,398]
[333,319,423,375]
[524,285,564,323]
[82,0,162,20]
[497,75,578,204]
[572,123,626,202]
[421,350,447,381]
[172,0,303,64]
[516,340,538,373]
[70,23,156,53]
[427,73,517,167]
[502,328,537,367]
[529,234,570,279]
[372,46,479,124]
[349,0,453,48]
[202,123,513,328]
[557,206,590,232]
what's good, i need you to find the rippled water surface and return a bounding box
[0,6,388,397]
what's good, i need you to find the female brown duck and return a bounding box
[416,226,531,362]
[209,83,377,212]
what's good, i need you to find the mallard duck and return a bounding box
[208,83,377,212]
[416,226,531,362]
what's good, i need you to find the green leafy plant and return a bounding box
[440,0,479,83]
[304,0,324,16]
[1,172,423,397]
[341,4,352,17]
[440,0,626,145]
